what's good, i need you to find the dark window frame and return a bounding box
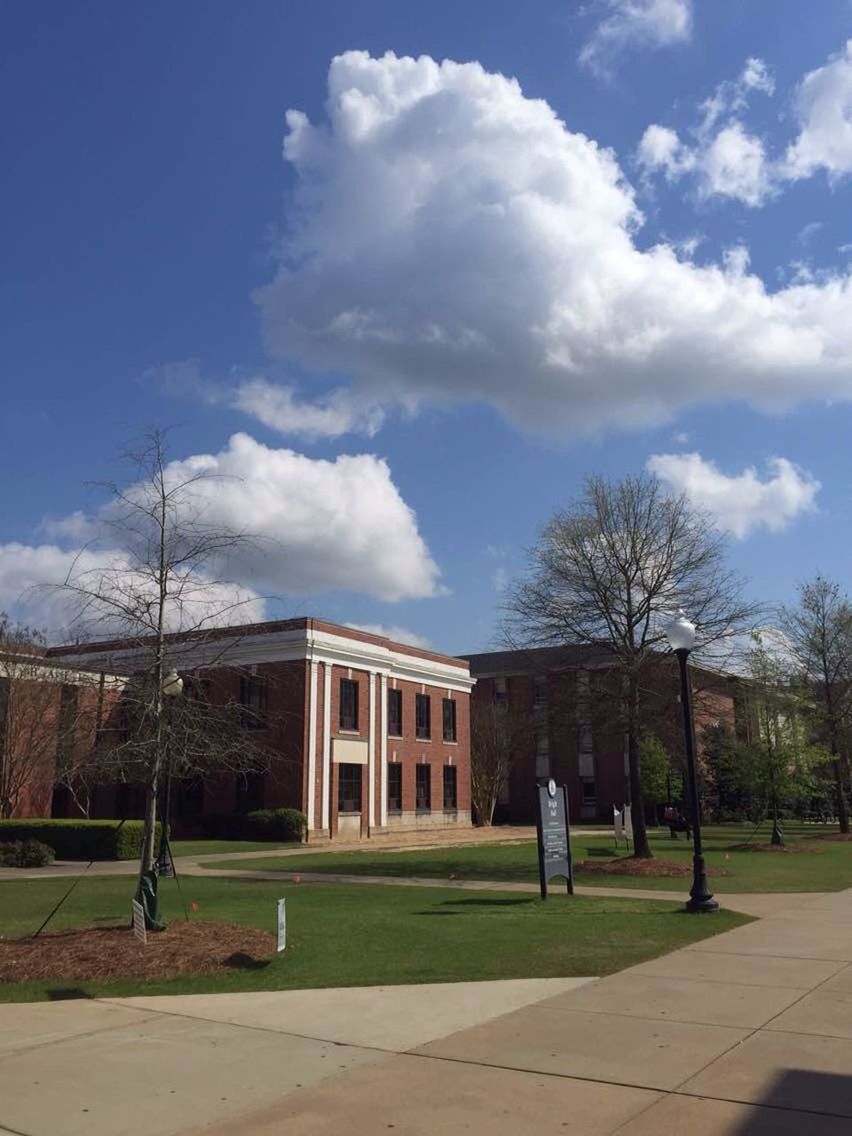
[442,765,457,810]
[415,693,431,740]
[416,764,431,811]
[339,678,359,732]
[338,762,363,814]
[240,674,268,730]
[387,687,403,737]
[387,762,403,812]
[442,697,457,743]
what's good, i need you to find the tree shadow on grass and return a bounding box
[437,898,537,908]
[224,952,271,971]
[47,987,92,1000]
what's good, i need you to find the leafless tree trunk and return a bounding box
[505,473,759,859]
[470,699,530,825]
[46,429,270,881]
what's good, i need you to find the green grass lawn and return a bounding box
[205,822,852,894]
[0,874,747,1003]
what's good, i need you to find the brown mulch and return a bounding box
[575,857,729,878]
[813,833,852,842]
[0,920,276,984]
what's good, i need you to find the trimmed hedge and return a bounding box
[0,839,56,868]
[0,819,163,861]
[202,808,306,843]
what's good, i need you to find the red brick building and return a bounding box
[47,618,474,840]
[462,646,740,826]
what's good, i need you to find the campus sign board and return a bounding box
[535,779,574,900]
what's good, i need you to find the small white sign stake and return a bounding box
[277,897,287,952]
[131,899,147,945]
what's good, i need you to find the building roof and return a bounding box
[47,616,470,678]
[460,643,617,676]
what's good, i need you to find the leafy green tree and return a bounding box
[639,734,673,806]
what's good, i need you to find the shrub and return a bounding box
[0,819,163,861]
[0,839,56,868]
[245,808,307,842]
[201,808,306,843]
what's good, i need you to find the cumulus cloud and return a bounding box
[344,623,432,649]
[147,359,387,441]
[638,58,775,206]
[257,51,852,436]
[646,452,820,538]
[785,40,852,181]
[0,433,443,633]
[232,378,386,440]
[580,0,692,74]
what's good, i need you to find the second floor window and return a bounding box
[240,675,267,729]
[442,698,457,742]
[340,678,359,731]
[416,693,431,739]
[388,687,403,737]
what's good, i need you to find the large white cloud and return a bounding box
[785,40,852,181]
[0,433,442,634]
[256,51,852,436]
[647,452,820,538]
[580,1,692,74]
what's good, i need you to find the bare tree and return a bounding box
[506,473,758,858]
[470,699,531,825]
[48,429,270,892]
[781,576,852,833]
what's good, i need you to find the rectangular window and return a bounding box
[240,674,267,729]
[415,693,431,739]
[442,765,457,810]
[388,688,403,737]
[387,762,402,812]
[340,678,359,731]
[442,698,457,742]
[581,776,597,806]
[416,764,431,811]
[338,763,362,814]
[493,677,507,704]
[533,675,548,707]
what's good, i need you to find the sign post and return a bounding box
[131,898,147,945]
[535,779,574,900]
[277,897,287,952]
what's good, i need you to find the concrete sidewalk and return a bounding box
[3,890,852,1134]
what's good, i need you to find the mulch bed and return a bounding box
[814,833,852,842]
[575,857,728,878]
[0,920,276,984]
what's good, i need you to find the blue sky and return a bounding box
[3,1,852,653]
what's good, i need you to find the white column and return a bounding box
[380,673,388,827]
[368,672,376,828]
[306,660,319,831]
[321,661,332,831]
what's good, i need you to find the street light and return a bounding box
[155,669,184,878]
[666,611,719,914]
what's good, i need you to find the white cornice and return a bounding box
[53,626,475,693]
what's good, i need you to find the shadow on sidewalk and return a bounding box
[732,1069,852,1132]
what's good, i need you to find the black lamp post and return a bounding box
[667,612,719,914]
[155,668,183,878]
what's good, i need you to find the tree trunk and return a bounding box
[627,674,652,859]
[834,759,849,834]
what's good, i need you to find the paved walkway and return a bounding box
[3,887,852,1134]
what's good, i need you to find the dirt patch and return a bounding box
[726,842,822,854]
[813,833,852,843]
[575,857,728,878]
[0,920,276,984]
